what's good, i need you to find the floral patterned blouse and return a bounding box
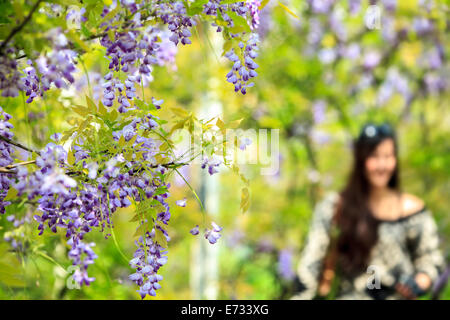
[291,192,446,300]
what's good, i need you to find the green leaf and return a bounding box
[169,119,187,135]
[129,214,140,222]
[99,5,121,28]
[118,135,126,148]
[134,99,149,110]
[155,227,168,248]
[66,29,90,52]
[222,40,233,56]
[260,0,271,9]
[86,95,97,112]
[186,0,208,15]
[108,109,119,122]
[0,262,25,287]
[277,1,299,19]
[133,221,151,238]
[81,24,93,38]
[228,118,243,128]
[227,10,251,33]
[12,0,23,22]
[3,187,18,201]
[67,149,76,166]
[98,100,107,116]
[240,187,250,213]
[170,106,189,118]
[126,133,138,147]
[154,185,169,196]
[135,199,156,218]
[216,118,226,135]
[221,0,243,4]
[72,105,89,117]
[0,244,25,287]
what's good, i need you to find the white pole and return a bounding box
[190,30,223,300]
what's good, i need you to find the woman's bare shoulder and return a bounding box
[400,193,426,217]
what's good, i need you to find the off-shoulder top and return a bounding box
[291,192,446,300]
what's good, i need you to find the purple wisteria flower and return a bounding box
[129,227,168,299]
[68,240,98,286]
[363,51,381,70]
[225,34,259,95]
[0,47,22,98]
[175,197,186,207]
[278,248,295,281]
[204,221,223,244]
[247,0,261,30]
[312,100,327,125]
[201,157,221,176]
[190,225,199,236]
[239,137,252,150]
[0,107,14,214]
[21,28,77,103]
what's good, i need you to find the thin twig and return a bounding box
[0,135,41,155]
[0,167,15,174]
[6,160,36,168]
[0,160,36,174]
[0,160,188,177]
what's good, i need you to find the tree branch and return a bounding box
[0,0,43,54]
[0,135,41,155]
[0,160,36,174]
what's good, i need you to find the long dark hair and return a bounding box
[337,123,400,277]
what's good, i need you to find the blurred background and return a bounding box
[0,0,449,299]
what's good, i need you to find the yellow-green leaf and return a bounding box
[222,40,232,56]
[155,227,168,248]
[12,1,24,22]
[169,119,186,135]
[72,105,89,117]
[118,135,125,148]
[108,29,115,42]
[260,0,270,10]
[170,107,189,118]
[3,187,18,201]
[216,118,226,134]
[240,187,250,213]
[129,214,140,222]
[67,149,75,166]
[86,95,97,112]
[133,221,150,238]
[67,29,90,52]
[100,5,121,27]
[0,262,25,287]
[98,100,107,116]
[126,134,138,147]
[228,118,243,129]
[108,109,118,122]
[278,1,299,19]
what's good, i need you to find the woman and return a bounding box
[291,123,446,300]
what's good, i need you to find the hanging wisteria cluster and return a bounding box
[0,0,263,299]
[0,107,14,215]
[0,1,263,102]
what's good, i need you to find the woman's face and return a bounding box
[365,138,397,189]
